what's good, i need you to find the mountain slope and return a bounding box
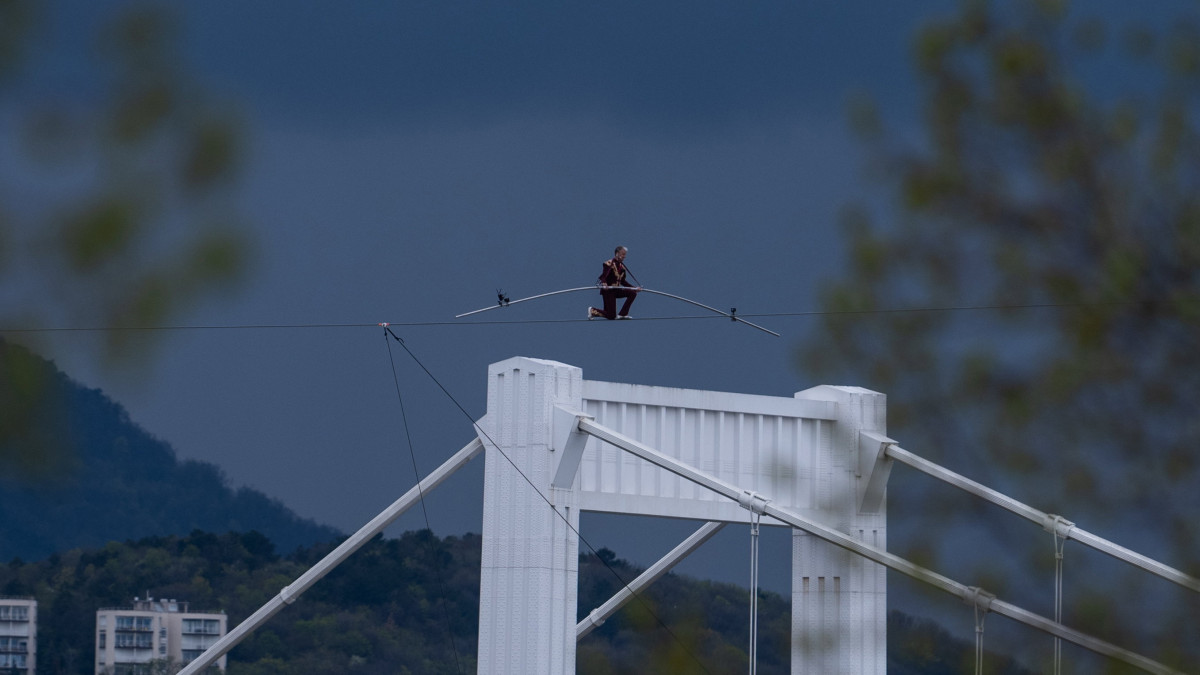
[0,338,342,561]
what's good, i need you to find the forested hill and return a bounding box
[0,338,342,561]
[0,530,1037,675]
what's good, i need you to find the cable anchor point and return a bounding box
[963,586,996,614]
[737,490,770,515]
[1042,514,1075,540]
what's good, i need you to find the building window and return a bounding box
[0,637,29,653]
[183,618,221,635]
[0,654,29,669]
[115,615,153,632]
[114,633,153,649]
[98,630,107,649]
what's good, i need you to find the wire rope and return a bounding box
[0,298,1156,335]
[382,330,465,675]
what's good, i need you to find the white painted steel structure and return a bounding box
[181,356,1190,675]
[476,357,887,674]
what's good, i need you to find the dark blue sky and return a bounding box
[13,0,1188,666]
[178,2,927,132]
[16,0,943,593]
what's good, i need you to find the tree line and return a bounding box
[1,529,1034,675]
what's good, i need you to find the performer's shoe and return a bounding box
[618,314,632,320]
[588,307,601,320]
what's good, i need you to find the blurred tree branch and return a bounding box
[0,1,251,476]
[800,0,1198,667]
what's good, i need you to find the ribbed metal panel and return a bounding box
[577,380,836,524]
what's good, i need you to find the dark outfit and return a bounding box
[591,257,637,319]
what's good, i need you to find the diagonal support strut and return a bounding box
[576,521,726,640]
[178,435,486,675]
[880,441,1200,594]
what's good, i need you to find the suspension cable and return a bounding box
[1051,517,1073,675]
[975,603,987,675]
[748,511,761,675]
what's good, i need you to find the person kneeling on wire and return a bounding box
[589,245,640,320]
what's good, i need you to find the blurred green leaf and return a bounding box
[58,197,141,272]
[0,1,252,476]
[799,1,1200,668]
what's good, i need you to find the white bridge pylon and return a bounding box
[182,356,1188,675]
[477,356,888,675]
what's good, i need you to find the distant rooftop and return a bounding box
[97,596,225,615]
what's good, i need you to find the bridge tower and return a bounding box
[476,356,887,674]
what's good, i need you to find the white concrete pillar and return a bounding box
[477,357,584,675]
[791,385,887,674]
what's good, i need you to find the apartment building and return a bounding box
[0,597,36,673]
[95,597,226,674]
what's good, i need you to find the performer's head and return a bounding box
[614,246,627,260]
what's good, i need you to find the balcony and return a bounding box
[113,618,154,633]
[0,638,28,654]
[182,618,222,636]
[113,634,154,650]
